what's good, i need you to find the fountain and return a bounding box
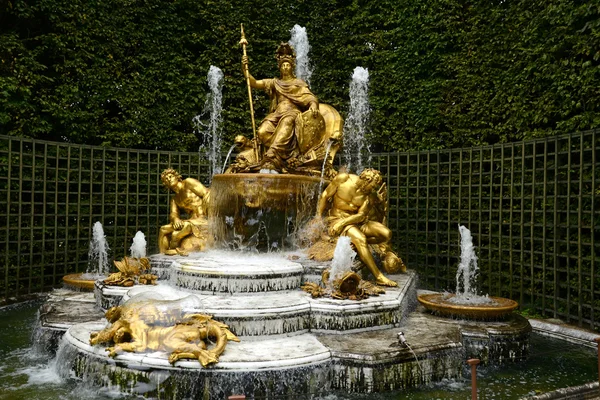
[417,225,519,319]
[40,35,532,399]
[129,230,147,258]
[62,221,110,291]
[289,24,313,86]
[194,65,225,180]
[343,66,371,173]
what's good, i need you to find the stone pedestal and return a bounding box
[42,251,530,398]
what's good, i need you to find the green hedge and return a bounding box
[1,0,599,152]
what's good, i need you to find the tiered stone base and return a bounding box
[50,251,531,398]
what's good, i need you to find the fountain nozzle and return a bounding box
[397,331,408,347]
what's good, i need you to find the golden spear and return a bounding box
[239,24,259,162]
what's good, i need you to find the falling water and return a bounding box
[130,231,146,258]
[222,144,237,173]
[194,65,224,179]
[85,221,110,277]
[344,67,371,173]
[289,25,313,86]
[328,236,357,284]
[318,141,334,194]
[448,225,494,305]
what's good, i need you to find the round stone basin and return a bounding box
[209,173,325,251]
[417,293,519,320]
[62,273,97,291]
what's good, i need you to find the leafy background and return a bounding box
[1,0,599,151]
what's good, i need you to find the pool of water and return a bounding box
[0,300,597,400]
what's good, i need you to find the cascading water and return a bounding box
[448,225,494,305]
[328,236,356,284]
[222,144,237,173]
[344,67,371,173]
[84,221,110,278]
[289,25,313,86]
[194,65,224,180]
[129,231,146,258]
[318,140,334,194]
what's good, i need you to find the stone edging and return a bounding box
[523,319,600,400]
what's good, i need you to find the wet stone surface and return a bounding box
[35,266,532,397]
[39,289,104,329]
[37,289,104,352]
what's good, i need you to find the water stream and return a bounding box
[318,140,334,193]
[82,221,110,279]
[328,236,356,284]
[222,144,237,173]
[129,231,146,258]
[448,225,495,305]
[289,25,313,86]
[194,65,224,180]
[344,67,371,173]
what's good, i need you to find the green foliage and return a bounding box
[0,0,599,151]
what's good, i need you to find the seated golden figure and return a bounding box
[313,169,406,287]
[158,168,210,256]
[231,42,342,177]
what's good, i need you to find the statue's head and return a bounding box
[275,42,296,76]
[358,168,383,193]
[161,168,182,189]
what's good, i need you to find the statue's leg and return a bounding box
[264,116,297,169]
[258,121,275,147]
[171,222,193,246]
[159,224,176,254]
[167,341,207,364]
[362,222,406,273]
[362,221,392,245]
[345,226,398,287]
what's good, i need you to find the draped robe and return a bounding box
[258,78,318,168]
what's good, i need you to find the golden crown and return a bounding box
[275,42,296,68]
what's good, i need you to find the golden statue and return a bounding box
[103,257,157,287]
[90,301,239,367]
[158,168,211,255]
[301,269,385,300]
[311,169,406,287]
[232,33,343,177]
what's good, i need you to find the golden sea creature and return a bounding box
[301,268,386,301]
[103,257,157,287]
[90,302,239,367]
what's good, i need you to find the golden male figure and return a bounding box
[316,169,399,287]
[159,168,210,256]
[242,42,320,171]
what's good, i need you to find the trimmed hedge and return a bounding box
[1,0,599,152]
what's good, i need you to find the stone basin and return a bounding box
[208,173,325,250]
[417,292,519,320]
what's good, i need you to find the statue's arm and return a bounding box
[187,179,208,199]
[308,99,319,116]
[346,197,371,225]
[169,198,180,223]
[242,56,265,90]
[328,197,371,237]
[317,173,347,216]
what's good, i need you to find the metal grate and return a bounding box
[375,129,600,328]
[0,136,209,301]
[1,131,599,330]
